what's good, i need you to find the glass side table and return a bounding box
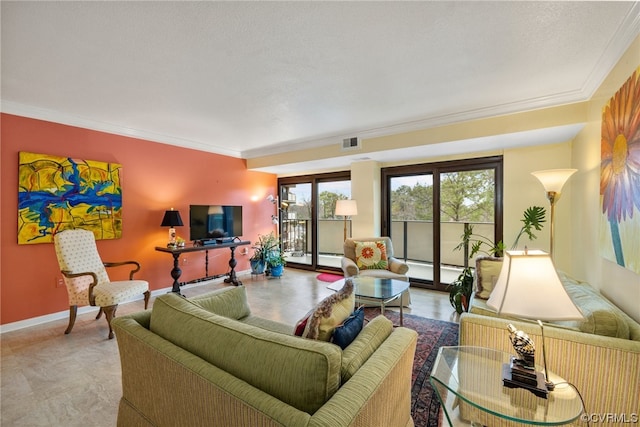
[430,346,584,426]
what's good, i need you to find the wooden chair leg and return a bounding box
[95,307,103,320]
[65,305,78,334]
[143,290,150,309]
[102,305,118,339]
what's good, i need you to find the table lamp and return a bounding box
[487,249,584,397]
[335,199,358,242]
[161,208,183,247]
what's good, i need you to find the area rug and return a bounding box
[316,273,344,282]
[364,308,459,427]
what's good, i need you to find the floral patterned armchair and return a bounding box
[341,237,411,306]
[53,229,150,339]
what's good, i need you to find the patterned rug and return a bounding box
[364,308,459,427]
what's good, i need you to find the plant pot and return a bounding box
[250,259,265,274]
[269,264,284,277]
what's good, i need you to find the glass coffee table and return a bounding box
[430,346,584,426]
[328,277,410,326]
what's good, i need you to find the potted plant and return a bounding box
[449,266,474,314]
[251,232,281,275]
[449,206,547,314]
[249,246,266,274]
[265,250,287,277]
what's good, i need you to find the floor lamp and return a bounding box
[531,169,577,259]
[335,200,357,242]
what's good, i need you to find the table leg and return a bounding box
[224,246,243,286]
[170,253,182,294]
[400,293,404,326]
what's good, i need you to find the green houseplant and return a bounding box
[265,250,287,277]
[448,206,546,314]
[251,232,286,277]
[250,232,277,274]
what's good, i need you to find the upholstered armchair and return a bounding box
[53,229,150,339]
[341,237,411,306]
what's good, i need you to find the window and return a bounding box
[382,157,503,290]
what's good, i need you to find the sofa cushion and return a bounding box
[355,240,389,270]
[331,307,365,350]
[474,256,503,299]
[149,293,342,415]
[189,286,251,320]
[302,279,355,341]
[556,272,632,339]
[341,315,394,382]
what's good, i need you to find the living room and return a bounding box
[2,2,640,426]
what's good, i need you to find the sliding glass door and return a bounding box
[278,172,351,271]
[388,173,434,281]
[382,157,502,290]
[279,182,312,266]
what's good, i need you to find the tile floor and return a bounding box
[0,268,458,426]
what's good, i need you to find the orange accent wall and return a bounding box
[1,113,277,325]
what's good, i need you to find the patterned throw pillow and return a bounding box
[355,241,389,270]
[301,279,355,341]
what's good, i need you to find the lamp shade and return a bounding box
[531,169,577,193]
[161,210,184,227]
[487,250,583,321]
[335,199,358,216]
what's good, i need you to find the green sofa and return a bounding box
[112,287,418,427]
[459,257,640,425]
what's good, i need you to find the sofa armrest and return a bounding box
[459,313,640,421]
[309,327,418,427]
[341,257,360,277]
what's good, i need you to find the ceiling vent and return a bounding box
[342,137,361,150]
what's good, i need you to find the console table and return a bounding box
[155,240,250,293]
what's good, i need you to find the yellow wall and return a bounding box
[572,34,640,321]
[503,142,574,270]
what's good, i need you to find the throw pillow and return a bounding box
[475,256,503,299]
[302,279,355,341]
[293,308,313,336]
[331,306,365,349]
[355,240,389,270]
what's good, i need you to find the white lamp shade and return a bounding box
[531,169,577,193]
[335,199,358,216]
[487,250,584,321]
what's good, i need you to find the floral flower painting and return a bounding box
[600,66,640,274]
[18,152,123,244]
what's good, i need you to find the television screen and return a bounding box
[189,205,243,242]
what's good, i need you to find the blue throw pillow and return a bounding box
[331,307,365,349]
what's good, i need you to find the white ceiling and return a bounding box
[2,1,639,174]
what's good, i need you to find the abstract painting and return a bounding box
[599,66,640,274]
[18,152,123,244]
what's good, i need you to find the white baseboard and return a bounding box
[0,271,252,334]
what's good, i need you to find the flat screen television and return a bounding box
[189,205,243,242]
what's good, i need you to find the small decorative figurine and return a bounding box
[502,324,548,397]
[507,323,535,369]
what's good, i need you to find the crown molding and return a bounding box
[242,87,588,160]
[0,101,244,158]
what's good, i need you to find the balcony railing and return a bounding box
[281,219,494,268]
